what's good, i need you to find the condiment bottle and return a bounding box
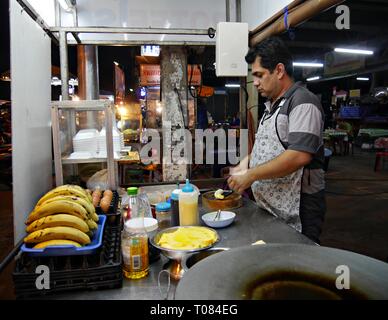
[155,202,172,230]
[179,179,199,226]
[122,217,149,279]
[171,188,181,226]
[123,187,138,223]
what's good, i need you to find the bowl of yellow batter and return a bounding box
[150,226,219,261]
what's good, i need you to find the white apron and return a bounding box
[249,105,304,232]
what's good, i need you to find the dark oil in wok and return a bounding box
[244,270,368,300]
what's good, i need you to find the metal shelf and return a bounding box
[61,157,110,165]
[51,100,117,189]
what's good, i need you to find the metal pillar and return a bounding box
[225,0,230,22]
[236,0,241,22]
[236,0,246,129]
[77,45,100,100]
[77,45,100,129]
[59,30,69,100]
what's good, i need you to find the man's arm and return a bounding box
[229,154,251,175]
[227,149,312,194]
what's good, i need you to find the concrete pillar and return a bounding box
[161,47,188,182]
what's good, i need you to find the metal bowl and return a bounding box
[150,226,220,261]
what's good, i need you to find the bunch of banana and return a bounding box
[24,185,99,249]
[24,226,91,245]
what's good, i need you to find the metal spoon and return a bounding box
[213,209,221,221]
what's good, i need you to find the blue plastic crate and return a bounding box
[339,106,361,118]
[20,215,106,257]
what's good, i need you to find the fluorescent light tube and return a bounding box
[335,48,373,55]
[225,84,240,88]
[306,76,320,81]
[293,62,324,67]
[357,77,369,81]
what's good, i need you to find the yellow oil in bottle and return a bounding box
[122,235,149,279]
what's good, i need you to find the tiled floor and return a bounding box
[321,148,388,262]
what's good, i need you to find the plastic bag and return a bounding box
[87,169,108,191]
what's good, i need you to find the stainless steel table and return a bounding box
[51,197,314,300]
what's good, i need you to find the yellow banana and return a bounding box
[61,185,93,203]
[90,211,99,222]
[85,189,93,203]
[26,214,89,233]
[26,200,89,224]
[86,230,95,238]
[33,239,81,249]
[86,219,98,230]
[36,195,96,220]
[36,185,90,207]
[24,226,91,245]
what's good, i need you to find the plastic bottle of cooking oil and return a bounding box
[121,216,149,279]
[179,179,199,226]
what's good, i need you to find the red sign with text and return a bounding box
[140,64,201,86]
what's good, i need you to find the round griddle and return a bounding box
[175,244,388,300]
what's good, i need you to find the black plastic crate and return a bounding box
[13,225,123,299]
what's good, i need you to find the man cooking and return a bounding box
[227,37,326,244]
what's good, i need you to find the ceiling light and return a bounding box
[306,76,320,82]
[113,61,119,66]
[293,62,324,68]
[334,48,373,55]
[357,77,369,81]
[225,84,240,88]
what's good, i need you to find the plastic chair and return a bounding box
[374,152,388,171]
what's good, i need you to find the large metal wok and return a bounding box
[175,244,388,300]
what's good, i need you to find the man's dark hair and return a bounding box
[245,36,293,77]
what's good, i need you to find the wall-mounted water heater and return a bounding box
[216,22,249,77]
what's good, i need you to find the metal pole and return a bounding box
[236,0,241,22]
[236,0,246,130]
[105,104,116,190]
[50,26,210,35]
[77,45,100,100]
[51,105,64,186]
[59,30,69,100]
[55,0,61,27]
[226,0,230,22]
[250,0,345,46]
[67,40,215,46]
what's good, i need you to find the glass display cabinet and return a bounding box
[51,100,117,189]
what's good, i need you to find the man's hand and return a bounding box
[227,170,254,195]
